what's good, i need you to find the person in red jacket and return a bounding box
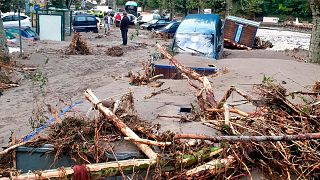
[114,13,121,27]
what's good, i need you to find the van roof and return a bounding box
[176,14,221,34]
[75,14,95,17]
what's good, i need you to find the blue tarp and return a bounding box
[173,14,223,59]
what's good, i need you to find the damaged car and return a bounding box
[172,14,223,59]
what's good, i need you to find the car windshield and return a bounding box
[5,28,20,35]
[75,16,86,22]
[148,20,158,24]
[5,31,15,39]
[24,28,37,37]
[164,23,174,29]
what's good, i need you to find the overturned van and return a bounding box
[172,14,223,59]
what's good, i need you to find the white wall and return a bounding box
[39,15,62,41]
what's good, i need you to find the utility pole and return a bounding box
[18,0,22,57]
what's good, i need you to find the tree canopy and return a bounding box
[114,0,311,20]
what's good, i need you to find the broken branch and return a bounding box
[206,108,249,117]
[156,44,217,107]
[0,141,28,156]
[124,137,172,147]
[12,159,156,180]
[84,89,158,159]
[174,133,320,142]
[183,155,235,178]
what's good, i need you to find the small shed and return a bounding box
[224,16,260,48]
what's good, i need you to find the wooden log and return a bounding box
[206,107,249,117]
[12,147,223,179]
[132,126,158,140]
[0,141,28,156]
[84,89,158,159]
[12,159,156,180]
[156,44,217,107]
[0,83,19,89]
[174,133,320,142]
[124,137,172,147]
[183,155,235,178]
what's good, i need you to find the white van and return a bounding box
[137,14,161,25]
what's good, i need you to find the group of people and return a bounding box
[103,12,129,45]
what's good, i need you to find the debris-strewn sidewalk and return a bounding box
[1,43,319,179]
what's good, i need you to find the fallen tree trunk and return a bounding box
[12,159,156,180]
[124,137,172,147]
[156,44,217,107]
[174,133,320,142]
[182,155,235,179]
[12,147,223,179]
[84,89,158,159]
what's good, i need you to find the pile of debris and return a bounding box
[156,44,320,179]
[1,45,320,179]
[106,46,124,57]
[253,36,273,49]
[0,62,36,91]
[66,32,91,55]
[224,37,273,50]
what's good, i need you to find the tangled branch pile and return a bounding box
[66,33,91,55]
[106,46,124,57]
[253,37,273,49]
[209,81,320,179]
[156,44,320,179]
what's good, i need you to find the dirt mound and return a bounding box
[106,46,124,57]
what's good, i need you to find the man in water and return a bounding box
[120,12,129,45]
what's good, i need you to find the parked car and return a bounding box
[172,14,223,59]
[4,26,39,41]
[72,14,98,33]
[5,30,17,44]
[2,13,32,27]
[155,21,180,38]
[140,19,171,30]
[137,14,161,25]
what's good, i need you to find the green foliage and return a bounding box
[262,75,275,84]
[31,71,48,94]
[261,0,311,20]
[0,0,19,13]
[124,0,311,21]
